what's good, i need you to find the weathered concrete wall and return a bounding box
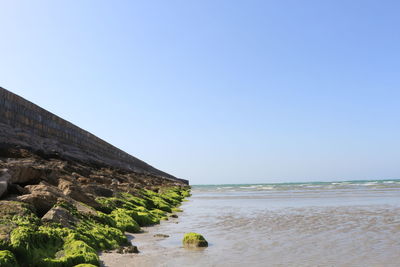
[0,87,186,183]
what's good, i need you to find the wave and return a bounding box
[193,179,400,192]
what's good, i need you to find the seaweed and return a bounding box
[182,233,208,248]
[0,250,18,267]
[0,186,190,266]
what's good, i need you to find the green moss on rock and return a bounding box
[74,220,127,250]
[44,237,99,266]
[111,209,141,233]
[0,186,190,266]
[0,250,18,267]
[0,201,41,250]
[172,207,183,213]
[182,233,208,248]
[146,196,173,212]
[10,225,64,264]
[117,192,149,208]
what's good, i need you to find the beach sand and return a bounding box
[100,182,400,267]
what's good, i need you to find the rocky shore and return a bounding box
[0,147,190,266]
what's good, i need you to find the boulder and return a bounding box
[0,181,7,199]
[73,201,98,217]
[41,205,78,228]
[58,179,100,209]
[182,233,208,248]
[0,201,38,245]
[81,184,114,198]
[8,162,43,185]
[0,250,18,267]
[17,182,68,216]
[0,170,11,198]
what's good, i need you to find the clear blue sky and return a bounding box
[1,1,400,184]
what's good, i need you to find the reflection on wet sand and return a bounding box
[100,181,400,267]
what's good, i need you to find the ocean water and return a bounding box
[100,180,400,267]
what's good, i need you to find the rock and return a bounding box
[73,201,98,216]
[41,205,78,228]
[182,233,208,248]
[17,182,69,216]
[7,183,28,195]
[170,214,178,218]
[154,234,169,238]
[0,201,38,245]
[124,245,139,254]
[0,169,11,198]
[116,245,139,254]
[81,184,114,197]
[7,161,43,184]
[58,179,100,208]
[0,250,18,267]
[0,181,8,199]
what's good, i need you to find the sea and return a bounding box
[100,179,400,267]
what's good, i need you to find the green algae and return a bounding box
[145,194,173,212]
[10,225,64,264]
[0,250,18,267]
[74,219,128,250]
[172,207,183,213]
[149,209,168,221]
[0,201,41,250]
[73,264,97,267]
[110,208,141,233]
[182,233,208,248]
[0,186,190,267]
[43,237,99,266]
[132,211,159,226]
[117,192,149,207]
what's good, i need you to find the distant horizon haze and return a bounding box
[1,0,400,184]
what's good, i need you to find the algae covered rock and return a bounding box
[0,183,190,266]
[0,250,18,267]
[0,200,40,249]
[110,208,141,233]
[116,245,139,254]
[182,233,208,248]
[41,205,79,228]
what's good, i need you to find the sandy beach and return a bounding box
[100,181,400,267]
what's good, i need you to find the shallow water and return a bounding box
[100,180,400,267]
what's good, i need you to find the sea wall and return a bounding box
[0,87,185,183]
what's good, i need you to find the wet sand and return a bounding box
[100,182,400,267]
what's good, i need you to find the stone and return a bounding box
[7,162,43,185]
[154,234,170,238]
[73,201,98,217]
[0,200,38,245]
[123,245,139,254]
[17,182,69,216]
[116,245,139,254]
[58,179,100,208]
[41,205,78,228]
[170,214,178,218]
[0,181,8,199]
[182,233,208,248]
[0,169,11,198]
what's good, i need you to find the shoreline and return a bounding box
[0,148,190,267]
[0,181,190,267]
[99,215,182,267]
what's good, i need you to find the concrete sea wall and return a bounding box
[0,87,184,183]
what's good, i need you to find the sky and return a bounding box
[1,0,400,185]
